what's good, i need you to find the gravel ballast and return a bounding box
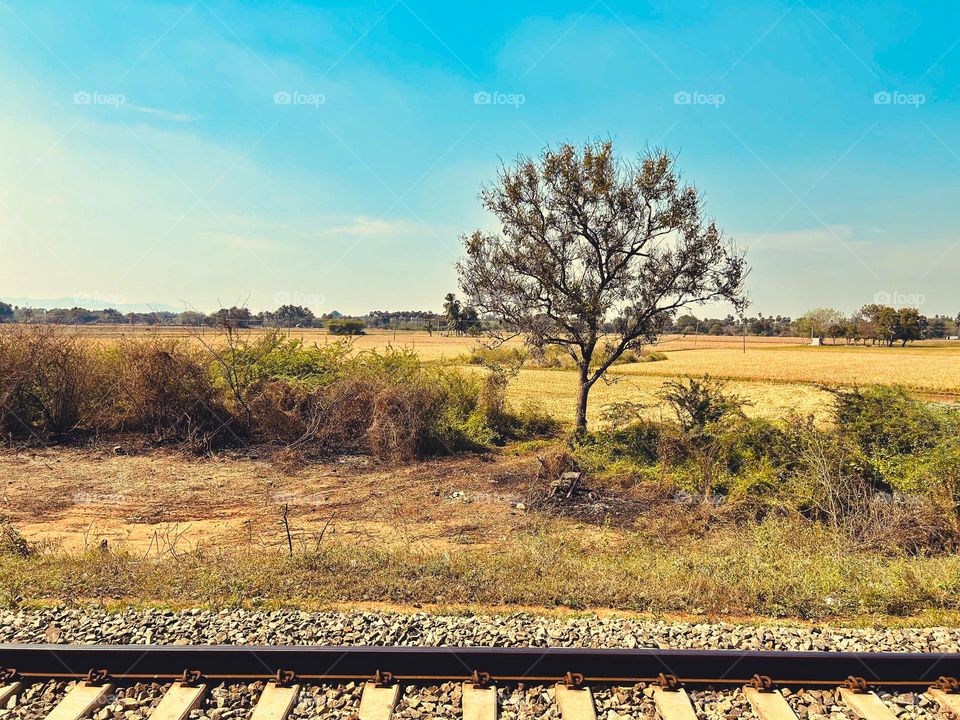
[0,609,957,719]
[1,608,958,653]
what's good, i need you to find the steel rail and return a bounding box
[1,645,959,688]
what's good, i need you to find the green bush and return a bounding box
[462,346,526,366]
[326,318,366,335]
[834,385,956,457]
[571,380,960,552]
[658,376,748,431]
[886,441,960,506]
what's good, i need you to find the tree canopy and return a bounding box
[457,140,747,432]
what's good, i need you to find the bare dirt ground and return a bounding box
[0,447,539,554]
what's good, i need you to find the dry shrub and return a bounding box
[0,326,550,461]
[251,376,380,455]
[245,380,315,444]
[856,496,959,555]
[0,325,100,439]
[244,377,372,464]
[110,337,237,449]
[245,375,447,462]
[313,377,380,450]
[365,382,445,461]
[536,446,580,482]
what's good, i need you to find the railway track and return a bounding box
[1,644,960,720]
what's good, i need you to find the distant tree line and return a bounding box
[0,301,433,333]
[0,303,323,328]
[668,305,960,345]
[1,298,957,345]
[0,294,490,336]
[670,313,796,337]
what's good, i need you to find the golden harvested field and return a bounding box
[41,326,960,422]
[502,344,960,423]
[613,345,960,393]
[59,326,802,359]
[500,369,836,424]
[62,325,481,361]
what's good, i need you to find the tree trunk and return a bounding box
[574,366,590,436]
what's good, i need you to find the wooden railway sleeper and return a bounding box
[744,676,799,720]
[926,676,960,718]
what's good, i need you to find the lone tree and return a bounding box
[457,140,747,434]
[442,292,462,335]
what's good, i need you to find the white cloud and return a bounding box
[126,105,202,123]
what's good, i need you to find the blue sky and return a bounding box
[1,0,958,317]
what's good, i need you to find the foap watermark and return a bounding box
[73,90,126,108]
[874,290,926,307]
[271,490,328,506]
[74,491,124,505]
[74,291,127,306]
[873,90,925,108]
[273,291,325,309]
[673,90,725,108]
[473,90,526,108]
[273,90,326,108]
